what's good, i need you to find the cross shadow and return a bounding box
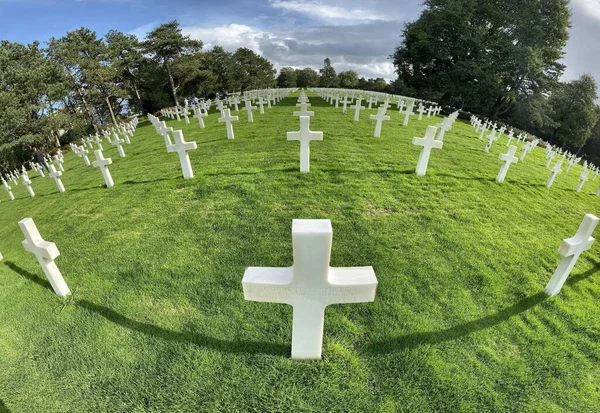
[122,177,171,185]
[78,300,289,357]
[366,261,600,355]
[4,261,52,291]
[0,399,9,413]
[432,173,494,183]
[365,291,548,354]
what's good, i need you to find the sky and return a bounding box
[0,0,599,87]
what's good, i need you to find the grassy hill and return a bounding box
[0,92,598,412]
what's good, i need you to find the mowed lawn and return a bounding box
[0,91,599,412]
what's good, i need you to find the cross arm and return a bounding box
[327,267,378,303]
[242,266,294,304]
[22,240,60,260]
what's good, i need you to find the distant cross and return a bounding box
[242,219,378,359]
[417,104,426,121]
[293,102,315,117]
[53,155,64,172]
[92,150,114,188]
[546,159,563,188]
[334,95,340,108]
[21,174,35,197]
[49,164,65,193]
[426,106,434,117]
[340,96,351,113]
[81,147,91,166]
[182,106,190,124]
[174,107,181,121]
[506,130,515,147]
[19,217,71,297]
[232,96,240,111]
[545,214,599,296]
[193,108,205,128]
[496,145,518,183]
[436,117,452,141]
[112,133,126,158]
[258,96,266,114]
[403,103,414,126]
[369,107,390,138]
[94,135,104,151]
[267,94,272,108]
[352,98,365,121]
[243,99,257,122]
[484,130,498,152]
[287,116,323,173]
[576,168,589,192]
[367,96,376,109]
[167,130,197,179]
[412,126,443,176]
[2,179,14,201]
[218,109,239,140]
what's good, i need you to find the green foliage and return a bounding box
[277,67,298,88]
[231,48,276,91]
[296,67,320,87]
[319,58,338,87]
[337,70,359,89]
[1,92,599,412]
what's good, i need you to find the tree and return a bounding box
[337,70,359,89]
[231,48,276,91]
[319,58,338,87]
[142,21,203,106]
[547,74,598,149]
[296,68,320,88]
[393,0,571,119]
[277,67,297,88]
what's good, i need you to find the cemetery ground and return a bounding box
[0,92,599,412]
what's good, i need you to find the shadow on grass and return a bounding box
[4,261,52,292]
[368,263,600,354]
[122,177,172,185]
[433,173,495,183]
[77,300,289,357]
[0,399,9,413]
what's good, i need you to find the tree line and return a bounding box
[391,0,600,161]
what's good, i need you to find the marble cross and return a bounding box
[218,109,239,139]
[2,179,14,200]
[243,99,257,122]
[53,155,64,172]
[167,130,197,179]
[19,217,71,296]
[545,214,598,296]
[193,108,205,128]
[403,103,414,126]
[413,126,443,176]
[242,219,378,359]
[546,159,563,188]
[112,133,126,158]
[22,174,35,197]
[293,104,315,117]
[417,104,426,121]
[158,121,173,147]
[497,145,518,183]
[484,130,498,152]
[49,164,65,193]
[576,169,589,192]
[352,98,365,121]
[92,150,114,188]
[258,96,266,114]
[369,107,390,138]
[340,96,351,113]
[287,116,323,173]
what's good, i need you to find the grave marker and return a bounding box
[287,116,323,173]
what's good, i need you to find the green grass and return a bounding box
[0,92,599,412]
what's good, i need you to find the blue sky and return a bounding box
[1,0,600,86]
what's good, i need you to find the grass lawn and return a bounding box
[0,91,599,412]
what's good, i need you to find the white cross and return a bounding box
[497,145,518,183]
[369,107,390,138]
[293,102,314,117]
[21,174,35,197]
[218,109,239,140]
[112,133,126,158]
[340,96,351,113]
[193,108,205,128]
[182,106,190,124]
[545,214,598,296]
[53,155,64,172]
[49,164,65,193]
[92,150,114,188]
[80,147,91,166]
[484,130,498,152]
[416,104,426,121]
[19,217,70,297]
[367,96,376,109]
[546,159,563,188]
[167,130,197,179]
[403,103,415,126]
[2,179,14,201]
[243,99,257,122]
[576,169,589,192]
[352,98,365,121]
[287,116,323,173]
[413,126,443,176]
[436,117,452,141]
[426,106,434,117]
[158,121,173,147]
[258,96,265,114]
[242,219,378,359]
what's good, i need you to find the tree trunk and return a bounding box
[489,94,505,120]
[166,63,178,106]
[72,78,98,132]
[106,95,118,126]
[133,83,144,114]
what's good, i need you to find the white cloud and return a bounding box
[269,0,391,21]
[573,0,600,20]
[182,24,267,53]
